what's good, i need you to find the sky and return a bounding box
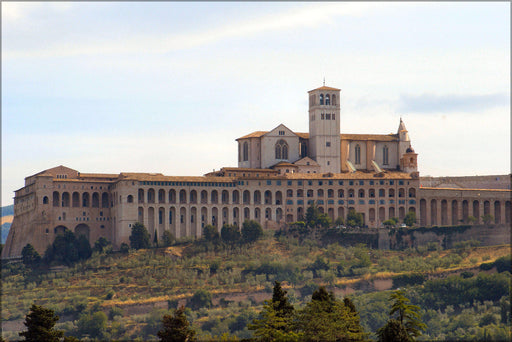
[2,2,510,205]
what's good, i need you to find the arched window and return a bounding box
[383,145,389,165]
[243,142,249,161]
[275,140,289,160]
[325,94,330,105]
[320,94,324,105]
[332,94,336,106]
[355,144,361,164]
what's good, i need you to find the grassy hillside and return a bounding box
[2,233,510,341]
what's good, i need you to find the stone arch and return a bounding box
[286,214,294,223]
[158,207,165,229]
[127,195,134,203]
[82,192,90,207]
[275,191,283,205]
[379,207,385,223]
[276,208,283,222]
[92,192,100,208]
[43,196,49,205]
[212,207,219,227]
[148,207,155,239]
[430,199,437,225]
[307,190,314,198]
[200,190,208,204]
[451,200,459,225]
[472,201,480,222]
[419,199,427,226]
[264,190,272,205]
[147,188,155,204]
[244,207,250,220]
[191,207,198,237]
[243,142,249,161]
[358,189,365,198]
[368,189,375,198]
[169,207,176,234]
[505,201,511,224]
[75,224,90,241]
[211,190,219,204]
[254,190,261,205]
[222,207,229,225]
[494,201,501,224]
[232,190,240,204]
[158,189,166,203]
[169,189,176,204]
[328,208,335,221]
[409,188,416,197]
[265,207,272,220]
[399,207,405,220]
[338,207,345,221]
[462,200,469,223]
[441,200,448,225]
[483,200,491,217]
[317,189,324,198]
[233,207,239,226]
[297,189,304,198]
[62,192,70,207]
[138,189,144,203]
[179,207,187,238]
[243,190,250,204]
[389,189,395,197]
[102,192,109,208]
[72,192,80,207]
[200,207,208,229]
[297,207,304,221]
[398,188,405,198]
[53,191,60,207]
[328,189,334,198]
[369,208,376,222]
[338,189,344,198]
[255,207,261,222]
[54,225,67,235]
[190,190,197,204]
[221,190,229,204]
[348,189,355,198]
[389,206,395,220]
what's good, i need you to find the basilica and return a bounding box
[2,85,510,258]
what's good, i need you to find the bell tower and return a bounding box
[308,85,341,173]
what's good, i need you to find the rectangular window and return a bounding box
[359,180,364,185]
[308,181,313,186]
[267,180,272,185]
[287,180,292,186]
[326,142,331,147]
[399,180,404,185]
[332,114,335,120]
[298,181,303,186]
[338,180,344,185]
[390,180,394,185]
[326,114,331,120]
[349,180,354,186]
[276,180,281,186]
[321,113,325,120]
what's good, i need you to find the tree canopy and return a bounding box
[19,304,63,342]
[157,306,197,342]
[129,222,151,250]
[241,220,264,243]
[21,244,41,268]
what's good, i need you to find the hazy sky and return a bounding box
[2,2,510,205]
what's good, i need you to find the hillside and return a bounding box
[1,232,510,341]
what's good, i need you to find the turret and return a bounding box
[397,118,412,168]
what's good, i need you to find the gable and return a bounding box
[263,124,298,138]
[294,157,319,166]
[36,165,79,178]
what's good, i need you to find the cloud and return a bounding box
[398,93,510,113]
[3,2,405,59]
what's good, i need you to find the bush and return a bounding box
[188,290,212,310]
[129,222,150,250]
[120,243,130,254]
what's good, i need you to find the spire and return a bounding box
[397,117,407,133]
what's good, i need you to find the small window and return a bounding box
[321,113,325,120]
[326,142,331,147]
[326,114,331,120]
[332,114,335,120]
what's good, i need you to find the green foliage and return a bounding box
[377,318,410,342]
[297,286,366,341]
[119,242,130,254]
[77,311,107,339]
[481,214,494,225]
[157,306,197,342]
[19,304,63,342]
[93,237,111,253]
[221,224,241,245]
[392,273,425,288]
[22,244,41,268]
[249,281,297,341]
[241,220,264,243]
[129,222,151,250]
[383,219,397,228]
[403,211,416,227]
[346,209,364,227]
[188,289,212,310]
[203,224,219,242]
[43,230,91,266]
[387,290,426,340]
[162,230,175,247]
[493,254,511,273]
[305,204,331,229]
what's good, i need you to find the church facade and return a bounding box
[2,85,510,258]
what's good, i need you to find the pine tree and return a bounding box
[157,306,196,342]
[129,222,151,250]
[21,244,41,268]
[19,304,63,342]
